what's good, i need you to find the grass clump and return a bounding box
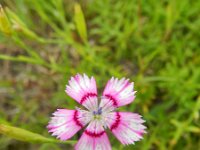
[0,0,200,149]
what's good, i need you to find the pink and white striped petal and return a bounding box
[99,97,115,114]
[75,120,111,150]
[47,109,90,141]
[65,74,98,111]
[102,77,136,107]
[107,112,146,145]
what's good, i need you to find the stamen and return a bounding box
[97,107,102,115]
[93,107,102,115]
[93,111,97,115]
[93,107,103,120]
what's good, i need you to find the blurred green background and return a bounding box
[0,0,200,150]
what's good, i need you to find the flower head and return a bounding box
[47,74,146,150]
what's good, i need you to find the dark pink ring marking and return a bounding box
[85,130,105,137]
[80,93,97,104]
[104,94,118,107]
[110,112,121,130]
[73,110,83,128]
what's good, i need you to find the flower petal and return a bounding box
[75,120,111,150]
[102,77,136,107]
[47,109,90,141]
[107,112,146,145]
[99,97,115,114]
[65,74,98,111]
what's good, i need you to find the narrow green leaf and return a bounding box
[0,5,12,35]
[0,124,76,144]
[74,3,88,43]
[0,54,43,65]
[5,7,39,39]
[187,126,200,133]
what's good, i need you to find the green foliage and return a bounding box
[0,0,200,149]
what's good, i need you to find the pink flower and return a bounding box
[47,74,146,150]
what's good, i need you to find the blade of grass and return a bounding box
[74,3,88,44]
[0,124,76,144]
